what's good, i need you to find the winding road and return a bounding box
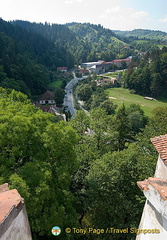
[63,74,86,117]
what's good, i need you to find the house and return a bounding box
[81,61,103,69]
[78,69,89,76]
[96,77,116,86]
[81,61,112,74]
[136,134,167,240]
[0,183,32,240]
[35,91,66,121]
[57,67,67,72]
[34,101,66,121]
[38,90,55,105]
[89,64,104,74]
[112,58,131,68]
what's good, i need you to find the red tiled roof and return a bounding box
[151,134,167,164]
[34,103,59,113]
[57,67,67,71]
[113,59,131,63]
[137,177,167,201]
[39,91,55,101]
[0,183,9,193]
[0,187,23,223]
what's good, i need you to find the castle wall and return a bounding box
[0,203,32,240]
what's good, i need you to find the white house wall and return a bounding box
[136,200,166,240]
[136,155,167,240]
[154,155,167,179]
[39,100,55,105]
[1,205,32,240]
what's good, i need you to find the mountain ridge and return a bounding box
[113,28,167,41]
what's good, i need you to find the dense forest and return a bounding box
[0,18,167,240]
[124,47,167,97]
[113,29,167,41]
[0,18,74,95]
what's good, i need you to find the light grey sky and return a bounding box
[1,0,167,32]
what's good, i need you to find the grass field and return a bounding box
[49,80,62,88]
[106,88,167,117]
[104,72,119,78]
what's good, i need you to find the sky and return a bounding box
[0,0,167,32]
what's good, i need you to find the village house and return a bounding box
[38,90,55,105]
[34,91,66,121]
[96,77,117,86]
[78,69,89,76]
[57,67,67,72]
[112,58,131,68]
[35,102,66,121]
[137,134,167,240]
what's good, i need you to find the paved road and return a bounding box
[63,74,86,117]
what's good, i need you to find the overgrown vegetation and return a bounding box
[1,18,167,240]
[124,47,167,97]
[2,87,167,240]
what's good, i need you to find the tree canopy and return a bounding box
[0,88,79,239]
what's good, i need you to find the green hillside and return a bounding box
[67,22,128,43]
[67,22,131,61]
[106,88,167,117]
[113,29,167,42]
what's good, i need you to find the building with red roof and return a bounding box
[112,59,131,68]
[136,134,167,240]
[0,183,32,239]
[39,90,55,105]
[57,67,67,72]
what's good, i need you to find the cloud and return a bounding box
[65,0,85,4]
[65,0,73,4]
[131,10,148,19]
[99,6,149,30]
[158,15,167,23]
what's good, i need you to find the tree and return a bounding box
[76,84,92,102]
[89,107,113,153]
[86,143,155,240]
[140,65,151,95]
[115,104,131,150]
[126,104,148,135]
[0,88,79,239]
[150,73,163,96]
[69,110,90,135]
[100,99,117,115]
[54,87,65,107]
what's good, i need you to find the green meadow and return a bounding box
[106,88,167,117]
[49,80,62,88]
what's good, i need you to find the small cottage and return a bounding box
[39,90,55,105]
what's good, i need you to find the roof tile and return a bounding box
[151,134,167,163]
[137,177,167,201]
[0,189,23,223]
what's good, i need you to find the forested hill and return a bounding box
[66,22,167,60]
[113,29,167,41]
[0,18,75,95]
[66,22,129,43]
[66,22,132,61]
[11,20,90,65]
[12,20,131,64]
